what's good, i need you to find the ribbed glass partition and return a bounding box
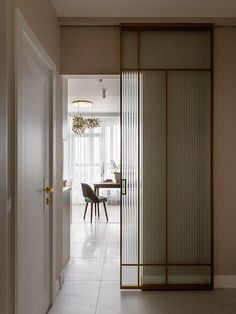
[140,30,211,69]
[121,27,212,289]
[141,71,166,285]
[167,71,211,284]
[121,72,139,287]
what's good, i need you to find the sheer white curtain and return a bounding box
[70,115,120,205]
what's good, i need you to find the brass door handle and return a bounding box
[45,186,55,193]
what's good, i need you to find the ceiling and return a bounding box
[68,75,120,114]
[51,0,236,18]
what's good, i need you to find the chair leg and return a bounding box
[83,202,88,220]
[95,203,97,216]
[98,203,100,218]
[90,203,93,223]
[103,202,108,222]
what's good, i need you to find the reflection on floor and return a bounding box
[72,204,120,224]
[49,205,236,314]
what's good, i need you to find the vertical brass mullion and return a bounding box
[210,28,214,289]
[137,28,141,287]
[165,71,169,285]
[120,27,123,289]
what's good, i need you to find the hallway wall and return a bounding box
[214,27,236,277]
[13,0,60,69]
[61,26,120,74]
[60,24,236,280]
[6,1,63,313]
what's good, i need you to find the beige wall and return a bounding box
[214,27,236,276]
[6,1,62,313]
[61,26,120,74]
[13,0,60,69]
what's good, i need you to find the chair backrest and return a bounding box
[81,183,99,203]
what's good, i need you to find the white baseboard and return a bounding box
[141,275,236,288]
[55,264,68,297]
[214,276,236,288]
[55,278,61,298]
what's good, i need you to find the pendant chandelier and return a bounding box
[72,100,101,135]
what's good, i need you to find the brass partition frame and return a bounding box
[120,24,214,290]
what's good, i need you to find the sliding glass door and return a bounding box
[121,72,139,286]
[121,26,213,289]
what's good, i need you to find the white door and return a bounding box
[16,17,52,314]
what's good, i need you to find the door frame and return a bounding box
[120,24,214,290]
[0,0,8,313]
[15,8,58,312]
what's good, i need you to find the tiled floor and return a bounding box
[49,205,236,314]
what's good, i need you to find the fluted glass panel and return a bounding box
[122,266,139,286]
[121,29,212,288]
[122,31,138,69]
[168,72,211,271]
[168,266,211,284]
[140,30,211,69]
[141,71,166,266]
[141,266,166,285]
[121,71,139,285]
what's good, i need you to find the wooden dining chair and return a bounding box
[81,183,108,223]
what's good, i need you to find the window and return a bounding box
[69,115,120,204]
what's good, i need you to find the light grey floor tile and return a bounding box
[71,242,107,258]
[105,242,120,258]
[109,223,120,235]
[70,223,81,237]
[72,222,110,236]
[101,258,120,281]
[96,281,168,314]
[49,281,100,314]
[51,205,236,314]
[72,205,120,224]
[106,236,120,245]
[166,290,235,314]
[65,258,104,281]
[72,232,108,244]
[48,295,95,314]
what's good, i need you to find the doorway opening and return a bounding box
[63,75,120,283]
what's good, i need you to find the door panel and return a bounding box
[121,28,212,289]
[17,34,51,313]
[167,71,211,284]
[121,72,139,287]
[141,71,166,285]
